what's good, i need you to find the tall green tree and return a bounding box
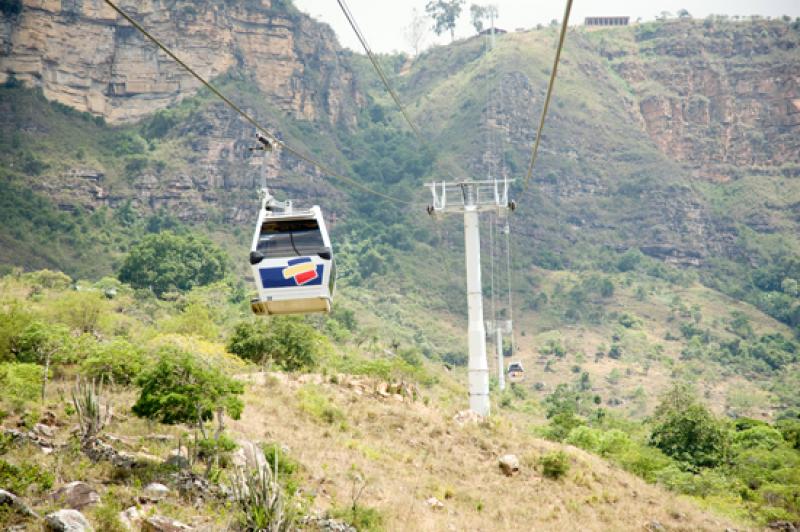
[118,231,228,297]
[649,384,728,469]
[426,0,465,41]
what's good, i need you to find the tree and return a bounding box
[227,317,321,371]
[118,231,228,297]
[469,4,485,33]
[404,7,428,56]
[132,348,243,429]
[648,384,728,469]
[469,4,498,34]
[425,0,465,41]
[677,9,692,19]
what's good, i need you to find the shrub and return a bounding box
[565,426,601,452]
[732,426,785,452]
[539,451,570,479]
[227,317,320,371]
[132,348,243,427]
[296,386,345,427]
[80,339,145,385]
[0,363,44,411]
[0,459,54,495]
[598,429,632,456]
[118,231,228,297]
[51,290,109,334]
[615,445,674,483]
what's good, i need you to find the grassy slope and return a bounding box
[0,275,741,531]
[0,11,797,432]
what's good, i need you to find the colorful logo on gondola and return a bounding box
[283,258,318,285]
[259,258,324,289]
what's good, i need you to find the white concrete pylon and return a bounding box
[464,206,490,416]
[426,179,516,417]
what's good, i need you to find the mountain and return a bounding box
[1,1,799,528]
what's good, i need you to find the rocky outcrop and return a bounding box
[613,20,800,179]
[0,0,361,126]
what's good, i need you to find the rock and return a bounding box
[453,410,483,425]
[142,483,170,502]
[767,522,799,532]
[119,506,143,530]
[44,509,93,531]
[50,481,100,510]
[231,440,267,472]
[645,521,666,532]
[34,423,56,439]
[498,454,520,477]
[164,454,190,470]
[0,488,39,518]
[425,496,444,509]
[142,515,193,531]
[300,515,357,532]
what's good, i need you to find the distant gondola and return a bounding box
[507,361,525,383]
[249,190,335,315]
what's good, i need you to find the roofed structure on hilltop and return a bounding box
[585,16,630,27]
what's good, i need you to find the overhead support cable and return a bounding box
[335,0,424,143]
[335,0,467,179]
[102,0,411,205]
[523,0,574,189]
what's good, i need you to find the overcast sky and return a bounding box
[294,0,800,54]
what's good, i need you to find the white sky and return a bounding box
[294,0,800,54]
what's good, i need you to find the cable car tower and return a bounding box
[426,179,515,416]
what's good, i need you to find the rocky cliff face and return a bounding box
[0,0,361,125]
[610,19,800,180]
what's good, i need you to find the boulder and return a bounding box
[142,483,170,502]
[425,496,444,509]
[50,481,100,509]
[119,506,143,530]
[142,515,193,531]
[34,423,56,439]
[165,453,190,469]
[44,509,93,531]
[498,454,520,477]
[0,488,38,518]
[231,440,266,472]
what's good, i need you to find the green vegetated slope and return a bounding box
[1,9,799,529]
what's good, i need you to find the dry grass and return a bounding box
[228,372,745,531]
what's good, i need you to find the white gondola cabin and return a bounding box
[249,191,335,315]
[507,361,525,383]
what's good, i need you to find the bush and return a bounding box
[0,459,54,495]
[118,231,228,297]
[296,386,345,427]
[598,429,632,456]
[227,317,320,371]
[132,348,243,426]
[51,290,108,334]
[0,363,44,411]
[732,426,785,452]
[565,426,601,452]
[539,451,570,479]
[615,445,674,483]
[80,339,145,385]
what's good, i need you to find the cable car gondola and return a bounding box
[249,190,335,315]
[507,361,525,383]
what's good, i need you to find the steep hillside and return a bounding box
[1,5,799,529]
